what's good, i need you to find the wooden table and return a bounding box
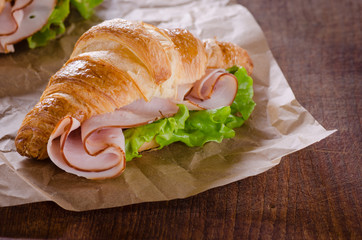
[1,0,361,239]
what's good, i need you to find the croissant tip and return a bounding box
[15,129,48,160]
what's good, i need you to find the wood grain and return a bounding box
[0,0,361,239]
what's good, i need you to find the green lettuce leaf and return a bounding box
[124,66,256,161]
[27,0,70,49]
[156,106,235,148]
[70,0,104,19]
[227,66,256,120]
[123,104,189,161]
[27,0,103,49]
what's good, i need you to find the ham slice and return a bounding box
[47,98,179,179]
[0,0,56,53]
[48,117,126,179]
[183,69,238,110]
[0,0,35,36]
[0,1,20,36]
[47,69,238,179]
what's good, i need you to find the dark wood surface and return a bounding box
[1,0,361,239]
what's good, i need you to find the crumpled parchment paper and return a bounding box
[0,0,335,211]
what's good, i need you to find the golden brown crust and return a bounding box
[163,28,208,85]
[72,19,172,84]
[15,18,253,160]
[16,56,142,159]
[203,39,253,75]
[16,97,85,159]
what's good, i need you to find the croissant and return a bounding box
[15,19,253,173]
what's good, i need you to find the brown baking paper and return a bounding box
[0,0,335,211]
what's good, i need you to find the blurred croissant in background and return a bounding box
[0,0,103,53]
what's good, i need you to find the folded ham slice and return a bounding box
[47,69,238,179]
[0,0,56,53]
[48,117,127,179]
[0,1,20,36]
[184,69,238,110]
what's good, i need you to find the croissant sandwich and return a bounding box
[15,18,255,179]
